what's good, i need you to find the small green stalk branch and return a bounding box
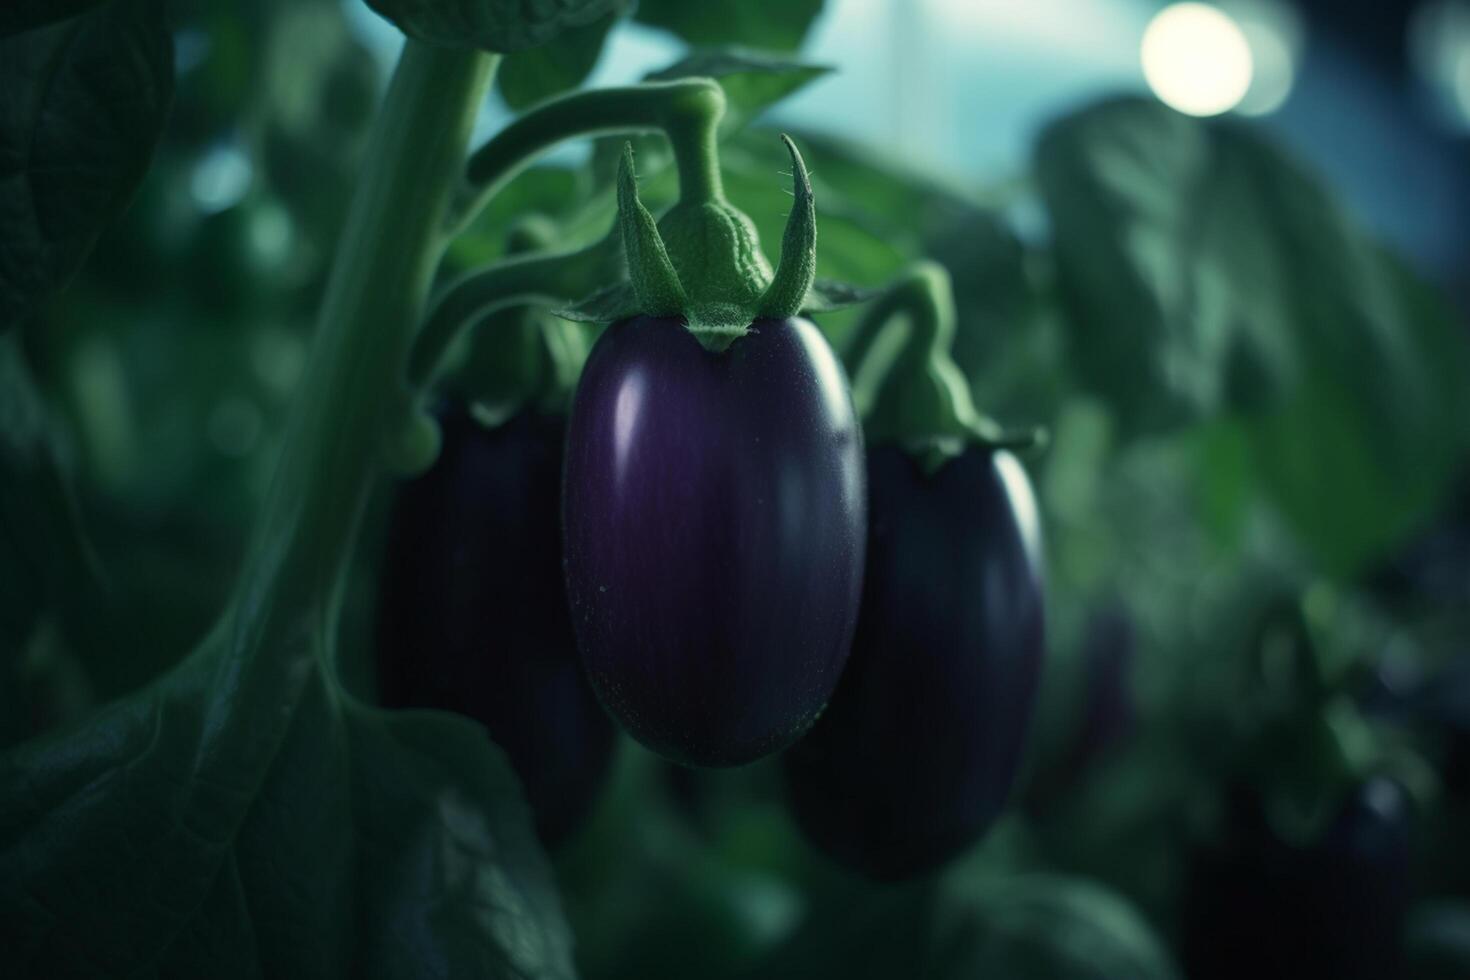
[235,42,496,648]
[846,261,1040,457]
[406,235,620,389]
[449,78,727,233]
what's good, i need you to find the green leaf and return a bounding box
[0,334,107,748]
[363,0,617,53]
[922,210,1050,415]
[801,278,880,314]
[0,0,106,39]
[446,166,585,272]
[555,281,639,323]
[0,0,174,332]
[1035,96,1470,574]
[634,0,826,51]
[498,9,619,111]
[935,874,1181,980]
[1034,98,1217,432]
[0,595,575,976]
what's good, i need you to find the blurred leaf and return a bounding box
[1034,99,1227,431]
[0,0,108,38]
[0,0,174,332]
[167,1,268,149]
[1035,97,1470,575]
[363,0,616,52]
[445,166,586,271]
[261,0,381,252]
[1192,419,1253,553]
[924,209,1055,419]
[498,9,619,111]
[1407,901,1470,980]
[935,875,1180,980]
[635,0,825,51]
[559,748,802,980]
[648,49,832,134]
[0,334,106,745]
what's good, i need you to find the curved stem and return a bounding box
[845,262,1041,453]
[406,232,620,389]
[449,78,727,233]
[664,100,724,204]
[843,263,954,383]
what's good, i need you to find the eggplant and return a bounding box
[783,445,1045,880]
[562,315,866,768]
[376,405,615,846]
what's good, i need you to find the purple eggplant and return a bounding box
[783,445,1046,880]
[561,315,866,768]
[376,405,616,846]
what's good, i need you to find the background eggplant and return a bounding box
[783,445,1046,880]
[1024,601,1137,819]
[1182,778,1412,980]
[561,314,866,768]
[376,404,616,846]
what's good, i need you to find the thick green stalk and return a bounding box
[236,42,496,635]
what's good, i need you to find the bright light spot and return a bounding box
[190,142,252,213]
[995,452,1043,566]
[612,373,645,490]
[1222,0,1303,116]
[1141,3,1254,117]
[1236,23,1292,114]
[1410,1,1470,130]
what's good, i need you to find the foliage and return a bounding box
[2,0,1467,976]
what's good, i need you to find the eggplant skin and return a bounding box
[376,406,616,847]
[783,446,1046,881]
[562,315,867,768]
[1182,779,1411,980]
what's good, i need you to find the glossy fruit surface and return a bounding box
[784,445,1045,879]
[376,405,615,846]
[562,315,866,768]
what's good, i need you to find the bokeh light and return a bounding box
[1141,3,1254,116]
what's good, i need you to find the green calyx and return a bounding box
[845,261,1042,466]
[611,135,818,349]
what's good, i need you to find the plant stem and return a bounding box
[236,42,496,636]
[449,78,727,232]
[405,236,619,389]
[846,262,1040,454]
[843,262,956,385]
